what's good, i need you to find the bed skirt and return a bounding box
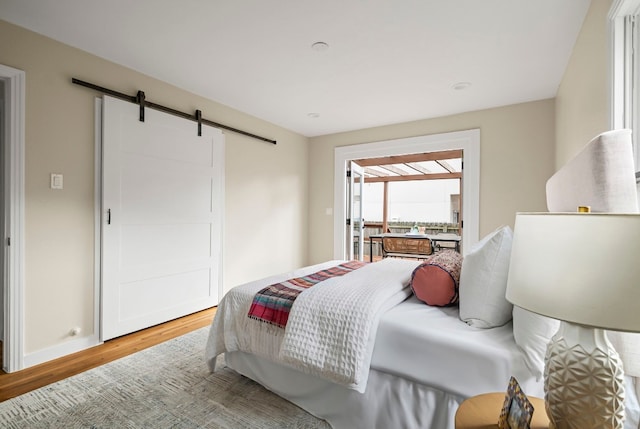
[225,351,462,429]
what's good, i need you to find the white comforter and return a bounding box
[205,259,420,392]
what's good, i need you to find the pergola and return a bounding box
[353,149,463,234]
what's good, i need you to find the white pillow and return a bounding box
[458,225,513,328]
[512,305,560,380]
[607,331,640,377]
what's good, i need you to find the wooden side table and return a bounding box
[455,392,549,429]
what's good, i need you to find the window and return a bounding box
[610,0,640,195]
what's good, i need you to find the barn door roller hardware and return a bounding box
[72,78,277,144]
[136,90,146,122]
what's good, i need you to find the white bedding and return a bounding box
[372,296,541,398]
[206,260,343,368]
[226,351,463,429]
[223,301,640,429]
[206,259,542,429]
[280,258,418,391]
[207,259,420,392]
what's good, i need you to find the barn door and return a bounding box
[101,96,223,341]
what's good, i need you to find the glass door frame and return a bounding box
[346,161,365,261]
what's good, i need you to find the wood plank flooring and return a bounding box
[0,307,216,402]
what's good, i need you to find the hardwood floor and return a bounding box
[0,307,216,402]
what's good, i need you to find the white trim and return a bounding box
[347,161,365,261]
[94,98,104,343]
[608,13,628,130]
[610,0,640,171]
[1,64,25,373]
[333,129,480,259]
[609,0,640,18]
[23,335,99,368]
[0,94,4,344]
[213,132,225,305]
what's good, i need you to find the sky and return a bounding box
[362,179,460,223]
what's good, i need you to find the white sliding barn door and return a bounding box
[101,96,223,341]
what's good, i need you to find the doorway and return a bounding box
[352,150,463,261]
[1,64,26,373]
[1,78,5,351]
[333,129,480,260]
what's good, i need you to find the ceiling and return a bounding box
[0,0,591,137]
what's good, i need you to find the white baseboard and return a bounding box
[22,335,102,369]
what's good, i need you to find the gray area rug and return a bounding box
[0,327,331,428]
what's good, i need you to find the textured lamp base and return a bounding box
[544,321,625,429]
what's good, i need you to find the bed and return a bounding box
[206,129,640,429]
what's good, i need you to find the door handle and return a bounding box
[107,209,111,225]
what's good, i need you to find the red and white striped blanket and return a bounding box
[247,260,366,328]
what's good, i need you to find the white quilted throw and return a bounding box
[279,258,420,392]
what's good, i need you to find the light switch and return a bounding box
[50,173,63,189]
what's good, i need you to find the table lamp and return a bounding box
[505,212,640,429]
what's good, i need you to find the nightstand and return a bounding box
[455,392,549,429]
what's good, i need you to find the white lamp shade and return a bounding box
[506,213,640,333]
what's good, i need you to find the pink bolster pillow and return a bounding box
[410,250,463,306]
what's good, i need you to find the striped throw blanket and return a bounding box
[247,260,366,328]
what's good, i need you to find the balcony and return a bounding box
[359,221,460,261]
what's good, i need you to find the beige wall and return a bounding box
[555,0,612,168]
[308,99,556,264]
[0,20,309,356]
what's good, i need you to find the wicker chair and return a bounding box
[381,236,433,260]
